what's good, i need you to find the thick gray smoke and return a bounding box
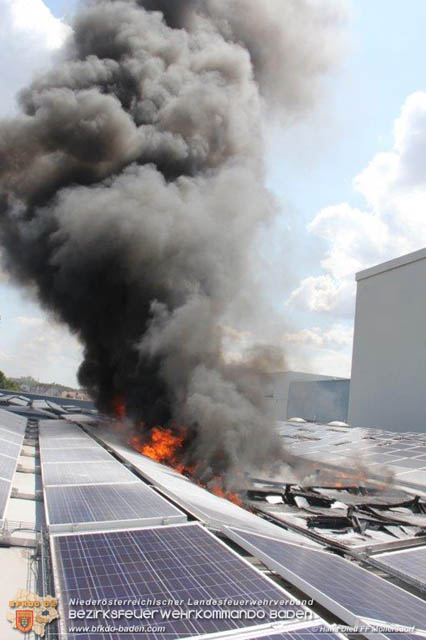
[0,0,345,479]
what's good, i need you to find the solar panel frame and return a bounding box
[42,460,139,487]
[45,482,187,532]
[225,527,426,640]
[50,523,318,640]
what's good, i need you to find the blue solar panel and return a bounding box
[52,524,311,640]
[45,483,186,529]
[226,528,426,636]
[43,461,138,486]
[41,447,113,463]
[374,546,426,588]
[0,454,18,480]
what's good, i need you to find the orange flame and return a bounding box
[131,427,185,466]
[129,426,243,505]
[112,395,126,420]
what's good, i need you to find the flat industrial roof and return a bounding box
[355,246,426,281]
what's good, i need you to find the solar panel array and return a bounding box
[279,420,426,490]
[51,523,316,640]
[0,408,26,523]
[226,527,426,638]
[39,420,186,532]
[88,428,317,546]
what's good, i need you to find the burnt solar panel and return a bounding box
[52,524,311,640]
[226,528,426,637]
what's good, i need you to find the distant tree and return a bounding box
[0,371,22,392]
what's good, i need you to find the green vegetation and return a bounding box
[0,370,22,392]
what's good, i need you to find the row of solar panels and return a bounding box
[0,408,26,524]
[281,421,426,488]
[85,427,316,546]
[38,420,186,532]
[81,425,426,639]
[50,522,343,640]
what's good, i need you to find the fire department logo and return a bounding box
[7,589,59,637]
[16,610,34,633]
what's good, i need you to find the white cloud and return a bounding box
[284,324,353,378]
[288,91,426,317]
[2,315,83,387]
[0,0,70,116]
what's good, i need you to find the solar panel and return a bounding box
[39,421,86,438]
[52,524,312,640]
[0,408,26,431]
[0,428,23,444]
[45,482,186,531]
[42,460,138,486]
[374,546,426,588]
[89,430,317,546]
[225,528,426,637]
[40,437,98,449]
[0,439,21,458]
[0,454,18,480]
[41,447,113,464]
[0,477,11,521]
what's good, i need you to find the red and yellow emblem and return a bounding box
[16,610,34,633]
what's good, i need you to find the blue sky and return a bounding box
[2,0,426,385]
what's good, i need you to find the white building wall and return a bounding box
[264,371,340,420]
[348,248,426,432]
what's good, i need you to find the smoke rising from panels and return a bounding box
[88,429,319,546]
[51,523,315,640]
[225,528,426,638]
[45,482,186,532]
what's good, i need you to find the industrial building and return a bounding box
[349,247,426,432]
[0,390,425,639]
[264,372,348,422]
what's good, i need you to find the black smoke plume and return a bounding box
[0,0,345,478]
